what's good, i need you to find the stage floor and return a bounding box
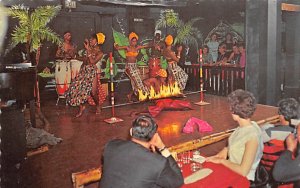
[20,91,278,188]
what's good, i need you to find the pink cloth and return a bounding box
[183,117,213,133]
[239,52,246,68]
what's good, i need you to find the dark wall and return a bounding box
[246,0,300,105]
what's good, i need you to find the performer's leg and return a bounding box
[91,77,101,114]
[75,104,86,118]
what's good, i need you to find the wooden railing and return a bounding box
[183,64,245,96]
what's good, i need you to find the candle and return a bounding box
[199,49,203,63]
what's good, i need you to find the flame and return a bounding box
[138,82,182,101]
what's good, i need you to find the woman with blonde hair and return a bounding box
[66,32,106,117]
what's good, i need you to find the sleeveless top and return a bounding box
[228,121,263,180]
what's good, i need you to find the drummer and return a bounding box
[56,31,77,59]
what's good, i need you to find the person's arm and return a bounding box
[273,150,300,182]
[223,139,258,177]
[156,154,184,188]
[227,52,234,62]
[136,43,152,50]
[149,133,183,188]
[114,43,128,50]
[169,51,180,63]
[207,138,258,177]
[87,51,103,65]
[206,147,228,160]
[273,133,300,182]
[55,45,63,58]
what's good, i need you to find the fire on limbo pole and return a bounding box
[195,48,210,106]
[104,52,123,124]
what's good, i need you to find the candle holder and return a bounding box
[195,49,210,106]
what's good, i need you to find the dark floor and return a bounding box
[19,90,278,188]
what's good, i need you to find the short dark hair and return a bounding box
[63,31,71,35]
[203,45,209,53]
[237,42,245,49]
[131,115,158,141]
[278,98,299,121]
[228,89,257,119]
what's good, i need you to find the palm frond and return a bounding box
[9,5,61,53]
[31,27,61,51]
[155,9,180,30]
[9,5,30,27]
[31,5,61,29]
[11,26,28,44]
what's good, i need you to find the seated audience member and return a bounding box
[223,32,235,56]
[261,98,299,143]
[100,115,183,188]
[207,33,219,63]
[227,44,241,65]
[206,89,263,182]
[272,125,300,187]
[238,43,246,67]
[216,43,228,65]
[202,45,213,64]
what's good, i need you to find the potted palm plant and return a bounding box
[156,9,203,55]
[9,4,61,64]
[9,4,62,108]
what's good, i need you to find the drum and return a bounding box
[148,57,161,78]
[138,65,149,81]
[70,59,83,80]
[55,60,71,96]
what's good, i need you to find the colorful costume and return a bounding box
[65,35,106,107]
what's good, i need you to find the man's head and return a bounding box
[238,43,245,54]
[278,98,299,122]
[131,115,158,142]
[154,30,161,41]
[63,31,72,42]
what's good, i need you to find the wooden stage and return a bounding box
[20,91,278,188]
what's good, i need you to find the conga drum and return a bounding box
[70,59,83,80]
[138,65,149,81]
[148,57,161,78]
[55,60,71,96]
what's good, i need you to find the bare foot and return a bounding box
[96,106,102,114]
[127,94,133,103]
[75,105,86,118]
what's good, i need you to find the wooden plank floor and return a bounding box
[20,91,278,188]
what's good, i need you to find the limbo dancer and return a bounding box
[162,35,188,91]
[143,69,168,93]
[65,33,106,117]
[114,32,150,102]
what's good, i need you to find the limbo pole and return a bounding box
[195,48,210,106]
[104,52,123,124]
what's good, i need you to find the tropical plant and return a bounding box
[155,9,180,30]
[9,4,61,62]
[156,9,203,52]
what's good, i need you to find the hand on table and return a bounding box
[206,155,225,164]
